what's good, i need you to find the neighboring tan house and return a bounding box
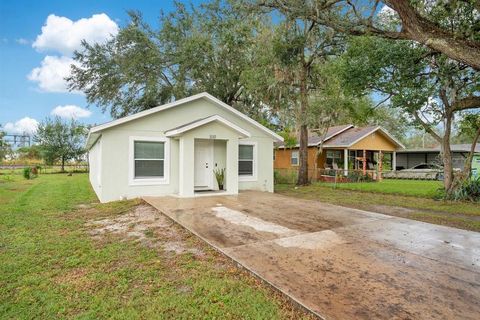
[86,92,283,202]
[274,125,404,177]
[396,144,480,171]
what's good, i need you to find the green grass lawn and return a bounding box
[317,179,444,198]
[276,182,480,232]
[0,174,311,319]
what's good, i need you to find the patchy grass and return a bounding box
[275,183,480,232]
[0,174,312,319]
[317,179,443,198]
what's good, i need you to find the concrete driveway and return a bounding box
[144,191,480,319]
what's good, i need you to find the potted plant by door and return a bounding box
[214,168,225,190]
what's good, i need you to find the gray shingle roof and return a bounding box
[277,124,353,147]
[323,126,378,147]
[397,144,480,153]
[277,125,404,149]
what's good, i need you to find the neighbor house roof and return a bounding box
[277,125,405,149]
[304,125,354,146]
[397,144,480,153]
[86,92,283,149]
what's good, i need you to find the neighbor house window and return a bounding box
[134,141,165,178]
[326,150,343,168]
[291,150,299,166]
[129,136,169,185]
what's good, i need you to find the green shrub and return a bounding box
[449,177,480,202]
[214,168,225,190]
[23,167,32,180]
[23,167,39,180]
[347,171,373,182]
[274,169,298,184]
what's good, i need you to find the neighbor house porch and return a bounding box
[319,148,397,178]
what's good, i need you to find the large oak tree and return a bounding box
[258,0,480,70]
[339,36,480,193]
[68,1,269,119]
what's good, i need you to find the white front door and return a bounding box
[194,139,213,190]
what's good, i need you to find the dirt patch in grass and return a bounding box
[84,202,315,319]
[88,204,204,256]
[54,267,95,291]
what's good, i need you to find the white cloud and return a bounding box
[16,38,29,45]
[51,105,91,119]
[4,117,39,135]
[27,55,80,93]
[32,13,118,55]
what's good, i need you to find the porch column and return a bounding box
[225,139,238,194]
[179,137,194,197]
[392,151,397,171]
[378,150,383,181]
[344,149,348,176]
[362,149,367,175]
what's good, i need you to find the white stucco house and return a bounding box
[86,92,283,202]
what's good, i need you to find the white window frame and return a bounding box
[291,150,299,166]
[326,150,342,167]
[238,141,257,182]
[129,136,170,186]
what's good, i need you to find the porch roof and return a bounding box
[164,114,251,138]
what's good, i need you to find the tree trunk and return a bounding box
[297,124,309,185]
[61,156,65,172]
[442,113,454,194]
[462,127,480,178]
[297,65,309,186]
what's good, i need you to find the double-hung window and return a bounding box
[130,137,169,185]
[239,142,256,180]
[291,150,299,166]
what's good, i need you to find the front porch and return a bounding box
[165,115,250,197]
[319,148,397,180]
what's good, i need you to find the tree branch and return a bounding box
[413,111,442,143]
[452,96,480,111]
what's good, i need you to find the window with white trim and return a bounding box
[326,150,343,168]
[134,141,165,178]
[239,144,254,176]
[291,150,299,166]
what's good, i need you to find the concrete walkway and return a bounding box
[144,191,480,319]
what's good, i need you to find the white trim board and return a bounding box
[165,115,251,138]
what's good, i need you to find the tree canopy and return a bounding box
[338,34,479,191]
[258,0,480,70]
[68,1,269,119]
[34,117,87,171]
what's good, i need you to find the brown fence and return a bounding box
[274,168,386,184]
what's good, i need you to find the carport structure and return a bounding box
[144,192,480,319]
